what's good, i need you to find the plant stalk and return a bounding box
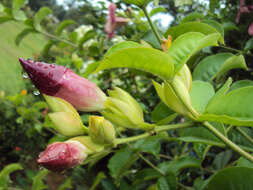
[203,121,253,162]
[236,127,253,145]
[142,7,162,44]
[115,122,194,145]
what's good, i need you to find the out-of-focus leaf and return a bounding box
[78,30,96,49]
[244,38,253,51]
[58,178,72,190]
[157,174,177,190]
[212,150,232,170]
[32,169,49,190]
[121,0,153,8]
[56,19,76,36]
[134,136,161,156]
[202,19,224,37]
[33,7,52,31]
[15,28,36,46]
[222,22,239,33]
[0,17,12,24]
[150,7,167,17]
[180,12,204,23]
[151,102,175,123]
[174,0,192,7]
[230,80,253,91]
[90,172,106,190]
[142,30,161,49]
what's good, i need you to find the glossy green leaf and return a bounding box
[97,47,174,80]
[134,136,161,156]
[202,19,224,37]
[193,53,247,82]
[15,28,35,46]
[180,12,204,24]
[230,80,253,91]
[190,81,215,113]
[56,19,76,36]
[32,169,49,190]
[165,22,223,43]
[198,87,253,126]
[83,62,100,78]
[108,147,138,179]
[167,32,220,73]
[33,7,52,31]
[204,167,253,190]
[120,0,153,8]
[105,41,141,57]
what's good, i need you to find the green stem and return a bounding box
[142,7,162,44]
[236,127,253,145]
[115,122,194,145]
[203,121,253,162]
[40,31,78,48]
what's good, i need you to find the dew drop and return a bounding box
[33,90,40,96]
[37,63,43,67]
[50,64,55,68]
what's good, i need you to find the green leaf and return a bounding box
[212,150,232,170]
[179,122,226,146]
[56,19,76,36]
[198,87,253,126]
[193,53,247,82]
[204,167,253,190]
[78,30,96,49]
[105,41,141,57]
[0,3,4,12]
[33,7,52,31]
[42,40,56,55]
[134,136,161,156]
[237,156,253,168]
[230,80,253,91]
[174,0,192,7]
[167,32,220,73]
[120,0,153,8]
[0,17,12,24]
[15,28,36,46]
[142,30,161,49]
[190,81,215,113]
[0,163,23,189]
[12,0,27,20]
[108,147,138,179]
[193,53,232,81]
[90,172,106,190]
[97,47,174,80]
[164,22,223,43]
[134,168,162,186]
[58,178,72,190]
[202,19,224,37]
[158,156,201,175]
[222,22,239,33]
[151,102,175,123]
[157,174,177,190]
[244,38,253,51]
[180,12,204,24]
[150,7,167,17]
[83,62,100,78]
[32,169,49,190]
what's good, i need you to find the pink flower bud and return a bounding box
[105,3,130,39]
[37,141,87,172]
[19,58,107,112]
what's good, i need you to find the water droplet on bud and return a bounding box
[22,72,28,79]
[33,90,40,96]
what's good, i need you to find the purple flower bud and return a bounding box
[37,141,87,172]
[19,58,107,112]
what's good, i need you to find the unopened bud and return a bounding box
[174,64,192,91]
[89,116,116,144]
[19,58,107,112]
[37,140,87,172]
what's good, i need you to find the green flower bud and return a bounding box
[69,136,104,154]
[174,64,192,91]
[102,87,153,130]
[89,116,116,144]
[45,95,88,136]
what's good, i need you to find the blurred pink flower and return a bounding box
[236,0,253,36]
[105,3,130,39]
[37,141,87,172]
[19,58,107,112]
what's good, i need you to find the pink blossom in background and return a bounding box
[105,3,130,39]
[236,0,253,36]
[19,58,107,112]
